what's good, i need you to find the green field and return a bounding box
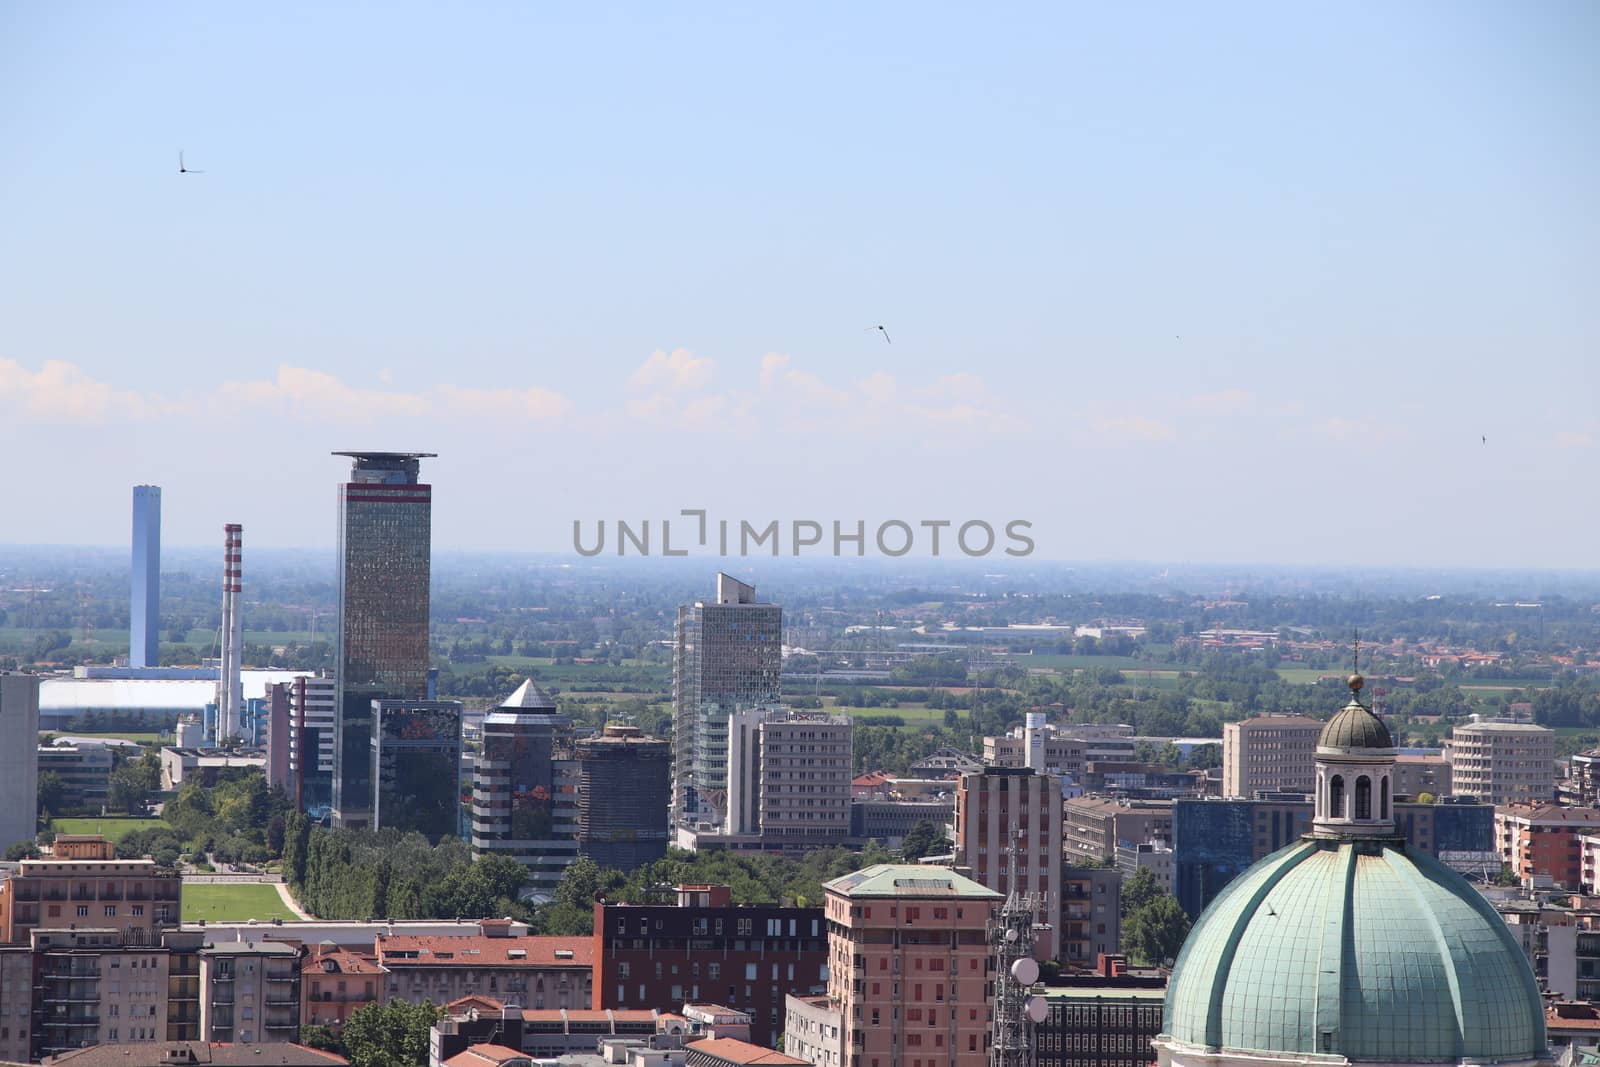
[50,730,166,745]
[51,817,170,843]
[181,882,300,923]
[1014,654,1154,672]
[831,703,948,725]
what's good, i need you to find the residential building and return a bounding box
[30,926,172,1059]
[38,739,113,812]
[1114,842,1173,895]
[1571,750,1600,806]
[1221,714,1320,798]
[686,1037,808,1067]
[983,724,1136,780]
[0,945,31,1063]
[440,1043,533,1067]
[1497,805,1600,889]
[1172,795,1497,918]
[1391,752,1452,799]
[376,928,592,1011]
[371,699,464,841]
[471,680,579,898]
[575,725,672,873]
[1034,969,1165,1067]
[783,996,843,1067]
[289,675,337,814]
[0,835,181,945]
[1450,719,1556,805]
[130,485,161,668]
[815,864,1001,1067]
[1062,798,1172,863]
[167,929,202,1042]
[758,710,853,848]
[953,767,1062,959]
[673,575,782,828]
[1059,867,1121,968]
[199,938,301,1045]
[42,1041,349,1067]
[332,451,436,829]
[1,672,41,850]
[593,884,827,1049]
[301,944,385,1030]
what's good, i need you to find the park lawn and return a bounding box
[56,730,166,744]
[1276,667,1335,685]
[181,882,299,923]
[832,705,949,726]
[51,816,171,843]
[1019,654,1154,672]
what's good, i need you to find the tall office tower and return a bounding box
[331,451,435,828]
[217,524,244,742]
[263,681,293,790]
[673,573,782,828]
[725,707,772,836]
[758,709,853,847]
[289,674,337,814]
[0,673,41,851]
[574,724,671,872]
[130,485,161,667]
[471,680,579,896]
[953,766,1064,960]
[371,699,463,841]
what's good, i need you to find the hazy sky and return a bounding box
[2,3,1595,567]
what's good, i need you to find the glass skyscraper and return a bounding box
[371,699,463,841]
[331,451,435,829]
[130,485,161,668]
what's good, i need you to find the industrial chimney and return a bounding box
[218,523,244,744]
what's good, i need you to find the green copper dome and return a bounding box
[1321,700,1394,750]
[1164,838,1546,1063]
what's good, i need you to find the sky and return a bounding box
[1,2,1596,567]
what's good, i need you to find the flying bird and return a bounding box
[178,151,204,175]
[868,325,891,344]
[1482,435,1487,445]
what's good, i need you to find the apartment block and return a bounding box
[1060,867,1121,969]
[200,938,302,1045]
[953,767,1061,960]
[0,836,181,946]
[376,928,592,1011]
[1062,798,1172,863]
[30,927,172,1060]
[301,944,385,1030]
[1497,805,1600,890]
[1221,715,1320,798]
[758,710,853,848]
[1392,753,1452,799]
[1450,720,1556,806]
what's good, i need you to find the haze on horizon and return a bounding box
[1,3,1595,569]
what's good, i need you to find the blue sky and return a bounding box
[1,2,1595,566]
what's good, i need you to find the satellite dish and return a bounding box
[1004,928,1018,942]
[1010,957,1040,986]
[1026,996,1049,1024]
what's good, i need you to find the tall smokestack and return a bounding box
[219,524,244,743]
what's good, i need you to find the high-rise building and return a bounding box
[805,865,1001,1067]
[673,574,782,828]
[331,451,435,829]
[1,672,41,850]
[1449,718,1556,806]
[371,699,463,841]
[954,767,1063,960]
[725,707,772,836]
[288,674,337,814]
[1221,714,1321,798]
[130,485,161,668]
[758,709,853,848]
[472,680,579,897]
[574,724,671,873]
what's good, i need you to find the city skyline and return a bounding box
[1,5,1596,567]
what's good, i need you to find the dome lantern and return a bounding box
[1313,673,1398,838]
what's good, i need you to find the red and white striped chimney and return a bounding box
[219,523,243,743]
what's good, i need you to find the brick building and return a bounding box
[1497,805,1600,890]
[376,928,592,1011]
[0,836,182,946]
[593,885,828,1049]
[953,767,1061,960]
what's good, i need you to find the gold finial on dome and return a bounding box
[1348,673,1364,694]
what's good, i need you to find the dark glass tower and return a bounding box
[332,451,435,829]
[371,699,463,841]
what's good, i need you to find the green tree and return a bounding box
[900,820,952,863]
[36,771,67,817]
[1123,894,1191,966]
[299,1024,345,1057]
[5,841,41,861]
[1120,866,1163,917]
[342,1000,443,1067]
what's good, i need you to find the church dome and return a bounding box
[1320,700,1394,750]
[1162,837,1547,1063]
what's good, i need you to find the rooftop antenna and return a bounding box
[989,829,1048,1067]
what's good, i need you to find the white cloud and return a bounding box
[1555,430,1595,448]
[629,348,715,392]
[0,358,179,421]
[1183,389,1257,416]
[1087,415,1178,443]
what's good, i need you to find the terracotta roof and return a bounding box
[685,1038,809,1066]
[375,934,592,968]
[303,948,383,976]
[446,994,507,1014]
[443,1044,529,1067]
[45,1043,347,1067]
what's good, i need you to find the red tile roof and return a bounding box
[375,934,592,969]
[443,1044,529,1067]
[685,1037,809,1066]
[303,948,383,976]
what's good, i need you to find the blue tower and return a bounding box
[130,485,161,667]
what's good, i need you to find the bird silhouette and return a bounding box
[1482,435,1487,445]
[179,151,204,175]
[867,325,891,344]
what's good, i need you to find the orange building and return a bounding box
[301,945,386,1030]
[1497,804,1600,889]
[0,835,181,945]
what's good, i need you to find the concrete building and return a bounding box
[1115,841,1173,895]
[160,748,267,789]
[1221,714,1321,798]
[471,680,579,899]
[1060,866,1121,968]
[0,835,181,945]
[0,944,32,1063]
[725,708,773,837]
[953,767,1062,959]
[1,672,41,850]
[200,938,301,1045]
[783,996,843,1067]
[1392,752,1453,799]
[758,710,852,848]
[130,485,161,669]
[289,674,337,814]
[849,798,955,848]
[30,926,173,1059]
[814,865,1001,1067]
[332,451,436,829]
[35,742,113,814]
[592,884,827,1049]
[686,1037,808,1067]
[372,699,463,841]
[264,681,293,792]
[1450,719,1556,805]
[673,575,782,829]
[377,928,592,1011]
[1062,797,1172,863]
[575,725,671,873]
[983,724,1136,780]
[1035,970,1165,1067]
[42,1042,349,1067]
[1497,805,1600,890]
